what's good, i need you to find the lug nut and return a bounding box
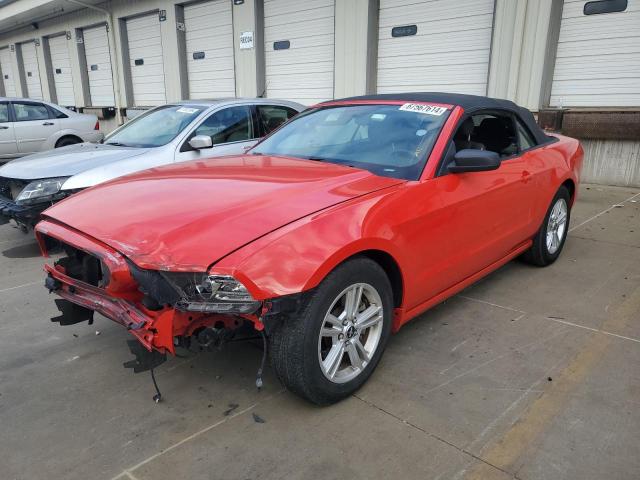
[338,333,344,340]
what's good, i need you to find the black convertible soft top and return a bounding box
[335,92,550,145]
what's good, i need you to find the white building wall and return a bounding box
[0,0,637,186]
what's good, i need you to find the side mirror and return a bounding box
[448,149,501,173]
[188,135,213,150]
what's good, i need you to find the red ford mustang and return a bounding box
[35,93,582,404]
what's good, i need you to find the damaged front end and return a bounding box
[35,219,272,390]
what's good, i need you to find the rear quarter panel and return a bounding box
[528,134,582,229]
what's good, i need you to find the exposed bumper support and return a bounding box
[0,195,47,228]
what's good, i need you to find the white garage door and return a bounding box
[184,0,235,99]
[264,0,335,105]
[0,48,17,97]
[126,13,167,106]
[20,41,43,100]
[48,35,76,106]
[83,25,115,106]
[377,0,494,95]
[550,0,640,107]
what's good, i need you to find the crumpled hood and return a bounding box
[43,155,404,271]
[0,143,150,180]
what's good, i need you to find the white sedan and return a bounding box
[0,98,103,160]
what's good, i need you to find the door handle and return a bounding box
[43,122,54,126]
[521,170,532,183]
[0,126,8,129]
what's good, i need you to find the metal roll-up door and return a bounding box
[264,0,335,105]
[184,0,235,99]
[126,13,167,106]
[377,0,494,95]
[83,25,115,106]
[0,47,17,97]
[20,41,43,100]
[550,0,640,107]
[48,35,76,106]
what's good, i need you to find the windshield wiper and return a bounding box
[105,142,130,147]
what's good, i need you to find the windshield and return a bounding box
[104,105,205,148]
[251,104,450,180]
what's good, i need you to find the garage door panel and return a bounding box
[20,42,43,100]
[184,0,235,99]
[185,27,233,43]
[378,30,492,57]
[377,0,493,95]
[265,18,334,41]
[265,5,334,26]
[265,0,335,105]
[83,25,115,106]
[555,36,640,58]
[48,35,75,106]
[379,0,493,27]
[0,48,17,97]
[265,46,334,65]
[126,13,166,106]
[551,3,640,107]
[264,0,333,18]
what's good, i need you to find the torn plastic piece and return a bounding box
[123,339,167,373]
[51,298,94,326]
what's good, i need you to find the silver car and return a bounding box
[0,98,103,160]
[0,98,304,230]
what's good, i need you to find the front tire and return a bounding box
[269,257,393,405]
[522,185,571,266]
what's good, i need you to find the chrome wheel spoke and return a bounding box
[344,285,363,320]
[325,313,342,328]
[321,326,341,338]
[346,342,363,370]
[354,339,370,365]
[323,343,345,379]
[355,305,382,330]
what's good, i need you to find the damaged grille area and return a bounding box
[0,177,28,201]
[52,238,106,288]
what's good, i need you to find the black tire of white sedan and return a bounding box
[522,185,571,266]
[269,257,393,405]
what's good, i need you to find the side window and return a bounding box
[257,105,298,135]
[515,118,537,151]
[465,112,518,157]
[0,103,9,123]
[13,102,51,122]
[50,107,68,119]
[194,105,254,145]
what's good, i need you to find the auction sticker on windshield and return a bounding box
[177,107,200,114]
[399,103,447,116]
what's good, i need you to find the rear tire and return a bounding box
[269,257,393,405]
[55,136,82,148]
[522,186,571,266]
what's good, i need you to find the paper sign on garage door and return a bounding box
[48,35,76,106]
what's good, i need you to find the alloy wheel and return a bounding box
[546,197,568,254]
[317,283,384,383]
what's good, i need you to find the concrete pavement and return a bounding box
[0,184,638,480]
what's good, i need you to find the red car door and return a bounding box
[400,112,537,308]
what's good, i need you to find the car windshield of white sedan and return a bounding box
[104,105,205,148]
[251,104,450,180]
